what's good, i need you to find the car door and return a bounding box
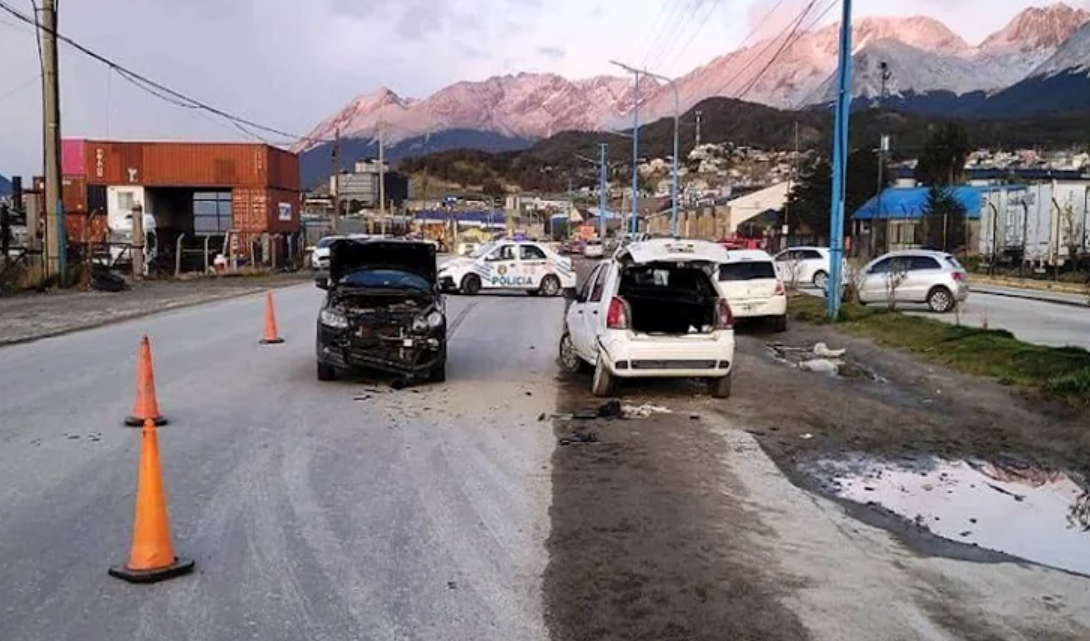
[799,248,826,284]
[480,243,516,289]
[568,263,605,359]
[903,255,942,303]
[518,243,549,288]
[859,256,893,303]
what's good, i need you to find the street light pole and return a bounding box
[599,142,608,239]
[826,0,854,321]
[610,60,642,236]
[642,70,680,237]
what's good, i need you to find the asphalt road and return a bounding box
[0,284,558,641]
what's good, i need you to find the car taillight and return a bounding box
[774,280,785,296]
[606,297,630,330]
[952,271,965,282]
[715,299,733,330]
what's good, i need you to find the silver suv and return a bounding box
[856,250,969,313]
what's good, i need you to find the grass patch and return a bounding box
[788,294,1090,408]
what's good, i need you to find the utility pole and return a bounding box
[331,128,341,233]
[783,120,799,250]
[40,0,65,283]
[378,122,387,236]
[694,110,702,149]
[599,142,608,239]
[877,62,891,254]
[610,61,642,236]
[826,0,853,320]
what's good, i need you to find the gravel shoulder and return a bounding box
[0,272,313,346]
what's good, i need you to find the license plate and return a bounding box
[402,338,413,347]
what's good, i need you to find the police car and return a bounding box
[437,240,577,296]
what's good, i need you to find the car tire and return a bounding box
[558,331,587,374]
[317,362,337,382]
[927,286,955,313]
[540,275,561,297]
[709,373,732,399]
[813,271,829,291]
[461,274,482,295]
[771,314,788,333]
[591,358,616,397]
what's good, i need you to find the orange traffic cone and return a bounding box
[259,291,284,345]
[125,336,167,427]
[109,418,195,583]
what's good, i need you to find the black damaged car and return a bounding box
[315,238,446,383]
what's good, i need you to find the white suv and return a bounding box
[558,238,735,398]
[716,250,787,332]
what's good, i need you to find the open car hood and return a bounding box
[619,239,729,265]
[330,239,437,283]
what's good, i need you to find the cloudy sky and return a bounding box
[0,0,1079,175]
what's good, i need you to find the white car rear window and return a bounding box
[718,261,777,281]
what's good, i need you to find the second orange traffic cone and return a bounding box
[259,291,284,345]
[109,418,195,584]
[125,336,167,427]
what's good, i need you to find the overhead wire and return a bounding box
[641,0,695,69]
[733,0,839,102]
[0,0,329,146]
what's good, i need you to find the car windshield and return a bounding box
[719,261,777,281]
[339,268,431,291]
[316,237,339,249]
[470,243,494,258]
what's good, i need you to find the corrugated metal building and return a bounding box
[852,186,983,255]
[60,139,302,251]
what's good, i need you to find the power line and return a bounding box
[645,0,707,70]
[0,0,330,146]
[0,72,40,105]
[641,0,695,69]
[658,0,731,74]
[734,0,838,102]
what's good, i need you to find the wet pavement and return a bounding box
[804,454,1090,577]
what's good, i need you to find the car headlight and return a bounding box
[426,310,444,329]
[412,315,428,332]
[319,308,348,329]
[413,310,444,332]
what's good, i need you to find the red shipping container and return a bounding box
[231,187,300,234]
[62,139,86,175]
[81,140,300,189]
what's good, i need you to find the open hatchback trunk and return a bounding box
[613,240,729,335]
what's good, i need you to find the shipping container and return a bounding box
[232,187,300,234]
[62,139,86,175]
[979,181,1090,264]
[78,140,300,189]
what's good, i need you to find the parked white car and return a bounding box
[773,246,833,290]
[558,238,735,398]
[716,249,787,332]
[583,238,605,258]
[856,250,969,313]
[309,235,345,270]
[437,240,577,296]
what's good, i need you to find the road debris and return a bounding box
[558,432,599,446]
[622,403,673,418]
[767,341,886,382]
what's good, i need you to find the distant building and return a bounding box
[331,159,410,212]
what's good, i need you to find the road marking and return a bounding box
[447,300,479,340]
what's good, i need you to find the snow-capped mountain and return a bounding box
[294,74,658,153]
[981,3,1090,51]
[298,3,1090,163]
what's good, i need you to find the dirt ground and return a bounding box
[542,258,1090,641]
[0,272,312,345]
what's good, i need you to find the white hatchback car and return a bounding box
[309,235,346,270]
[856,250,969,313]
[716,250,787,332]
[773,246,833,290]
[558,238,735,398]
[583,238,605,258]
[438,240,577,296]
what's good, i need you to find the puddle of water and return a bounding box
[766,342,887,383]
[810,455,1090,576]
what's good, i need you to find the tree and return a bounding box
[916,122,971,186]
[922,185,966,252]
[1060,203,1084,272]
[783,149,889,238]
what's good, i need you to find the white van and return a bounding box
[716,249,787,332]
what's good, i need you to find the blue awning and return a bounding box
[853,186,982,221]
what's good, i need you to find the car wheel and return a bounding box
[771,314,788,333]
[461,274,482,295]
[813,271,829,290]
[540,275,561,297]
[927,286,955,313]
[591,358,616,397]
[558,331,586,374]
[317,362,337,382]
[709,373,732,399]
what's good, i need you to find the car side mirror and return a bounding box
[315,277,330,290]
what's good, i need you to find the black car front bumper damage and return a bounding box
[317,319,445,378]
